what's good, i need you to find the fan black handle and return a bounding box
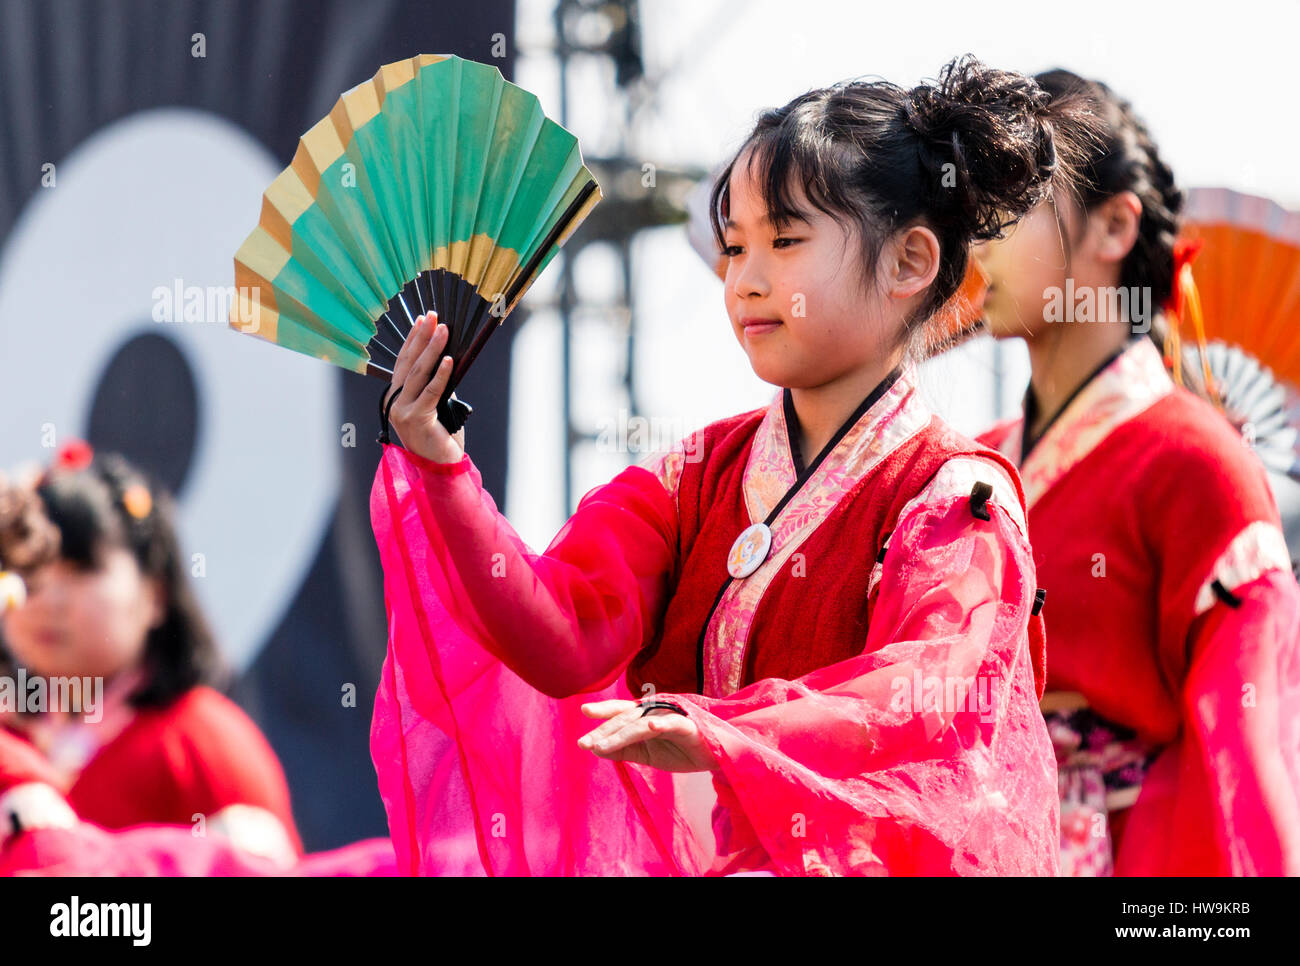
[436,394,473,435]
[377,383,472,445]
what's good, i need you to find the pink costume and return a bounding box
[370,364,1058,875]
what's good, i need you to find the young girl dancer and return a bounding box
[0,444,303,865]
[370,56,1092,876]
[975,70,1300,875]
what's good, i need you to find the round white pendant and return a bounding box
[727,522,773,579]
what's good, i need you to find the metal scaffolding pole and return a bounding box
[545,0,705,514]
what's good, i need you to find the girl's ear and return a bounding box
[886,225,942,301]
[1090,190,1142,265]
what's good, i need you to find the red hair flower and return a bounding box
[54,438,94,472]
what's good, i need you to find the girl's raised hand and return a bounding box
[384,312,466,464]
[577,700,719,773]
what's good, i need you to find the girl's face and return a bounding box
[720,152,900,389]
[972,198,1071,341]
[1,546,162,682]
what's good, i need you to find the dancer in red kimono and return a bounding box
[369,57,1095,876]
[975,70,1300,875]
[0,449,397,876]
[0,444,303,865]
[0,724,396,876]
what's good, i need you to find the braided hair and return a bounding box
[1033,69,1207,393]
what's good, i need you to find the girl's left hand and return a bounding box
[578,700,719,773]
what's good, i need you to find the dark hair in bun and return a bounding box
[710,54,1098,349]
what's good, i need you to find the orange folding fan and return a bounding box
[1178,187,1300,482]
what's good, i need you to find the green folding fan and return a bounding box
[230,53,601,433]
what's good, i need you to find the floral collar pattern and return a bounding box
[991,338,1173,509]
[704,364,932,695]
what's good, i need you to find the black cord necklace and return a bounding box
[1021,338,1139,461]
[695,365,904,691]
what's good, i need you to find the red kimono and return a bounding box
[5,684,303,860]
[2,704,396,877]
[370,364,1058,875]
[980,336,1300,875]
[67,686,302,851]
[1,702,400,878]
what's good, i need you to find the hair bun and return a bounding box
[705,54,1101,333]
[901,55,1088,244]
[0,473,60,572]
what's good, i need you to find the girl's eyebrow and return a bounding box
[724,212,811,230]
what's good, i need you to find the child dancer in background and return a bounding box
[0,443,302,866]
[0,721,396,876]
[975,70,1300,875]
[369,56,1093,876]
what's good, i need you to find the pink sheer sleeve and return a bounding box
[380,447,678,699]
[369,443,712,876]
[368,447,1057,875]
[1114,568,1300,875]
[653,472,1059,875]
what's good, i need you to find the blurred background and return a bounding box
[0,0,1295,849]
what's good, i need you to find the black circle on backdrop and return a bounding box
[86,330,198,496]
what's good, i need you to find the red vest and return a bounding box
[66,686,303,852]
[628,410,1029,696]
